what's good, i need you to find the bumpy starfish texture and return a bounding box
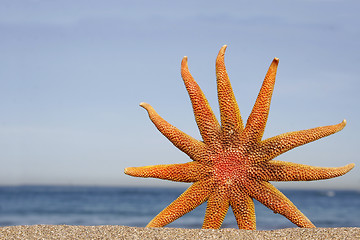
[124,45,354,230]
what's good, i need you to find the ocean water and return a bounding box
[0,186,359,230]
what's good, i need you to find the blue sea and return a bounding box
[0,186,359,230]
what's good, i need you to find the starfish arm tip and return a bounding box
[181,56,188,68]
[218,45,227,57]
[267,58,279,71]
[348,163,355,169]
[336,119,347,131]
[139,102,150,109]
[124,167,133,176]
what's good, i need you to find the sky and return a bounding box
[0,0,359,190]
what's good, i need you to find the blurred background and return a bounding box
[0,0,359,230]
[0,1,359,191]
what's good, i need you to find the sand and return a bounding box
[0,225,359,240]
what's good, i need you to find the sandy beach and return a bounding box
[0,225,359,240]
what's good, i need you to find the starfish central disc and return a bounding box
[124,45,354,230]
[213,151,249,185]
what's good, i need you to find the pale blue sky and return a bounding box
[0,0,359,189]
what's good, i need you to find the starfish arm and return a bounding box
[258,160,355,182]
[146,180,212,227]
[242,58,279,143]
[202,186,230,229]
[124,162,211,183]
[140,102,208,162]
[259,120,347,161]
[216,45,244,142]
[230,184,256,230]
[247,181,315,228]
[181,57,221,147]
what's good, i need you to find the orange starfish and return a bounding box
[124,45,354,230]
